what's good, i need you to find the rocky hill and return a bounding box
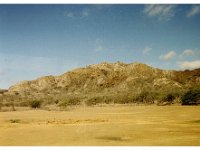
[1,61,200,107]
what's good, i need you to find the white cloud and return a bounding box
[178,60,200,70]
[64,11,74,18]
[143,4,176,21]
[82,9,90,17]
[143,47,152,55]
[95,45,105,52]
[180,49,195,57]
[160,51,176,60]
[186,5,200,18]
[94,39,106,52]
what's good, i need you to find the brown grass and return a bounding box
[0,105,200,146]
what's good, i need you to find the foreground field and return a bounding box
[0,105,200,146]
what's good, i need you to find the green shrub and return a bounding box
[58,97,81,107]
[3,101,16,111]
[42,97,55,105]
[103,97,113,104]
[85,97,103,106]
[29,100,42,108]
[113,95,135,104]
[3,102,12,107]
[85,96,115,106]
[54,99,59,104]
[162,94,176,103]
[136,91,155,104]
[181,89,200,105]
[166,94,175,102]
[18,101,29,107]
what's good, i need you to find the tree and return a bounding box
[181,89,200,105]
[29,100,42,108]
[136,91,155,104]
[163,94,176,103]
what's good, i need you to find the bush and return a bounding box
[181,89,200,105]
[85,96,116,106]
[103,97,114,104]
[54,99,59,104]
[85,97,103,106]
[136,91,155,104]
[166,94,175,102]
[42,97,55,105]
[29,100,42,108]
[113,95,135,104]
[163,94,176,103]
[58,97,81,107]
[4,102,12,107]
[18,101,29,107]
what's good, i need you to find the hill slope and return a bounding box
[1,61,200,107]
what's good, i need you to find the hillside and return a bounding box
[1,61,200,108]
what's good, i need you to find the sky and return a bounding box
[0,4,200,89]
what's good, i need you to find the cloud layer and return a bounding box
[178,60,200,70]
[186,5,200,18]
[180,49,195,57]
[160,51,176,60]
[143,47,152,55]
[94,39,106,52]
[143,4,176,21]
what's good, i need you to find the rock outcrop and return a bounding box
[6,61,200,102]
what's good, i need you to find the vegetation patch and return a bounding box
[188,120,200,124]
[29,100,42,108]
[85,96,107,106]
[46,119,108,125]
[9,119,20,123]
[135,91,155,104]
[58,97,81,107]
[181,89,200,105]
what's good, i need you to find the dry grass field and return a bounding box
[0,105,200,146]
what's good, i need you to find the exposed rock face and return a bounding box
[7,62,200,98]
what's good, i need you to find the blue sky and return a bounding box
[0,4,200,89]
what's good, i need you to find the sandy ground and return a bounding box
[0,105,200,146]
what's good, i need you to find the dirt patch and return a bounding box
[1,106,200,146]
[187,120,200,124]
[96,136,131,141]
[8,119,21,123]
[46,119,108,125]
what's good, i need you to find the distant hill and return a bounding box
[1,61,200,107]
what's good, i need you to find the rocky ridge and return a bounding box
[7,62,200,96]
